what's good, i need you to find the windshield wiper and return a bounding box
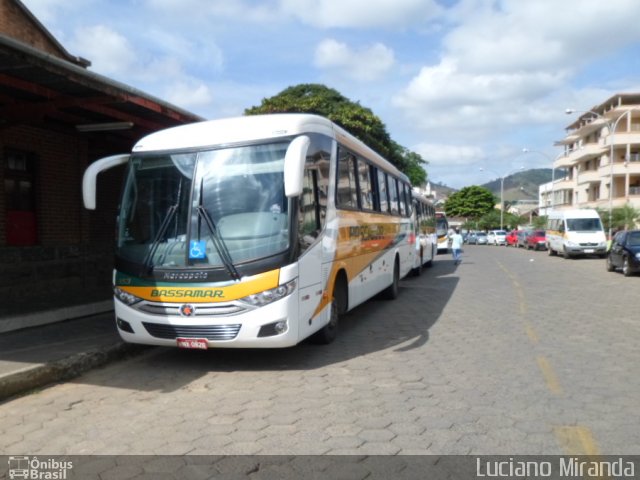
[196,205,241,281]
[143,204,178,270]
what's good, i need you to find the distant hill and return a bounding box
[480,168,552,203]
[429,181,457,197]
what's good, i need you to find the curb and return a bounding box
[0,342,148,402]
[0,301,114,334]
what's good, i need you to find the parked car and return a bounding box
[487,230,507,245]
[467,232,478,244]
[526,230,547,250]
[475,231,488,245]
[516,230,530,248]
[506,230,520,247]
[606,230,640,276]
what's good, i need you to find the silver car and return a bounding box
[488,230,507,245]
[476,232,488,245]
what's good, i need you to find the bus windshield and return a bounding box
[566,218,603,232]
[436,216,448,236]
[117,142,290,270]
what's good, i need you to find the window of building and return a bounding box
[4,149,38,245]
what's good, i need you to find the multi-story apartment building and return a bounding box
[546,93,640,215]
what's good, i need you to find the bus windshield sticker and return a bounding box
[189,240,206,259]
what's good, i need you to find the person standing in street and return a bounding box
[450,228,464,265]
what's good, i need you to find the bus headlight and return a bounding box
[114,287,143,306]
[240,279,297,307]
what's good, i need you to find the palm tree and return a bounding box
[612,204,640,230]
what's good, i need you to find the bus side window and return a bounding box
[377,169,389,213]
[403,183,412,217]
[299,169,320,251]
[388,176,399,215]
[298,135,330,252]
[336,148,358,209]
[357,157,373,210]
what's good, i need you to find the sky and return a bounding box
[22,0,640,189]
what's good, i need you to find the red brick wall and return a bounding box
[1,125,128,247]
[0,0,69,60]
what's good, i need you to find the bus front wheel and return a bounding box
[310,274,346,344]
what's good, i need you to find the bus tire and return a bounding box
[562,247,571,259]
[548,245,556,256]
[310,273,346,344]
[381,258,400,300]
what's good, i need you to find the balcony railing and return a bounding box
[630,186,640,195]
[627,153,640,162]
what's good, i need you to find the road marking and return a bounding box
[496,261,527,315]
[554,425,600,455]
[536,356,563,395]
[525,323,539,344]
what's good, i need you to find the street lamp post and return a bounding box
[479,166,524,230]
[522,148,561,213]
[565,107,640,238]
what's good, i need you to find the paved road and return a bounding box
[1,244,639,456]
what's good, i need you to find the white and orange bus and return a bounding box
[435,211,449,254]
[82,114,415,348]
[411,192,436,274]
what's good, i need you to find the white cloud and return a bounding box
[280,0,442,28]
[144,0,278,23]
[163,82,213,109]
[444,0,640,74]
[314,39,395,81]
[71,25,137,76]
[392,0,640,150]
[393,58,568,133]
[412,142,485,167]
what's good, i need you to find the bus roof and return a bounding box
[548,209,601,219]
[131,113,409,182]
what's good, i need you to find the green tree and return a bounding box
[245,84,427,185]
[597,204,640,232]
[477,209,501,230]
[444,186,496,219]
[613,204,640,230]
[532,215,548,229]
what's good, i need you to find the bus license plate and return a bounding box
[177,338,208,349]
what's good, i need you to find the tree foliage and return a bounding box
[597,204,640,231]
[245,84,428,185]
[444,186,496,219]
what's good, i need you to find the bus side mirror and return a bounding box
[82,154,130,209]
[284,135,310,198]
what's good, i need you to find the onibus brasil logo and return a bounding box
[8,456,73,479]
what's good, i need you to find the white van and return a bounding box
[546,209,607,258]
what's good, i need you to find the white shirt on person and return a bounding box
[450,233,463,249]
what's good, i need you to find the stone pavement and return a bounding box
[0,247,639,457]
[0,310,145,401]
